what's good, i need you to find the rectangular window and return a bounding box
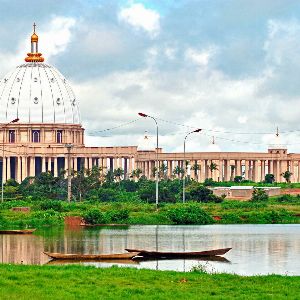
[9,130,15,143]
[56,130,63,143]
[32,130,40,143]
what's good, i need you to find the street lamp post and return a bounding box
[65,143,74,203]
[1,118,19,203]
[183,128,202,203]
[138,112,159,209]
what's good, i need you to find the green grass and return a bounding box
[0,196,300,229]
[0,264,299,300]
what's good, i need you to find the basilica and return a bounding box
[0,26,299,184]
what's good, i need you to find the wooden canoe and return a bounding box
[0,229,36,234]
[125,247,232,258]
[44,252,140,261]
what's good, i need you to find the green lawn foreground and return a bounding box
[0,265,299,300]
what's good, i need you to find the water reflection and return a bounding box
[0,224,299,275]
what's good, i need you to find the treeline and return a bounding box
[3,167,225,204]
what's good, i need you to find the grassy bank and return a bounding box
[0,264,299,300]
[0,195,300,228]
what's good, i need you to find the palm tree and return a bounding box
[208,162,218,178]
[281,170,292,183]
[113,167,124,182]
[191,162,201,181]
[173,165,184,179]
[159,163,168,179]
[131,168,142,180]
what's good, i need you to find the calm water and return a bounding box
[1,224,299,275]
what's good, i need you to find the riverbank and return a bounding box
[0,195,299,228]
[0,264,298,299]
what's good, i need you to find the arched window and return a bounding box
[9,130,15,143]
[57,130,63,143]
[32,130,40,143]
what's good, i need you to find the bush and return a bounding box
[275,194,299,203]
[167,204,214,225]
[234,176,243,183]
[107,209,129,223]
[186,183,224,203]
[203,178,215,186]
[83,209,105,225]
[98,188,120,202]
[265,174,275,184]
[40,201,64,212]
[251,189,268,202]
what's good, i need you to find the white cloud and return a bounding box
[38,16,76,59]
[185,47,216,66]
[0,16,76,76]
[118,3,160,37]
[238,116,248,124]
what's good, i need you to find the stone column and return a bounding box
[167,161,172,178]
[47,157,52,173]
[260,160,265,182]
[144,161,148,179]
[276,160,281,182]
[73,157,78,172]
[244,160,249,180]
[29,157,35,177]
[6,157,10,181]
[268,160,273,175]
[2,157,6,183]
[218,160,223,182]
[253,160,259,182]
[102,158,107,174]
[84,157,88,170]
[128,158,132,176]
[16,157,22,183]
[21,156,27,181]
[87,157,92,169]
[42,157,46,173]
[238,160,242,176]
[54,157,58,177]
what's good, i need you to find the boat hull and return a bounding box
[44,252,140,261]
[0,229,36,234]
[125,247,232,258]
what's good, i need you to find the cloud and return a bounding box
[185,47,216,67]
[39,16,76,59]
[0,16,76,75]
[118,3,160,37]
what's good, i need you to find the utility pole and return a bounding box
[65,143,73,202]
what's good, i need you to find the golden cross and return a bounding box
[33,22,36,33]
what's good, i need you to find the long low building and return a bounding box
[0,26,299,184]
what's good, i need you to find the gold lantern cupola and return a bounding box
[25,23,44,62]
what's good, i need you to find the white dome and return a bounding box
[0,62,81,124]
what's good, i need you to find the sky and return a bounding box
[1,0,300,153]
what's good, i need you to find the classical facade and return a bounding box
[0,26,299,184]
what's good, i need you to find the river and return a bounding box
[1,224,299,275]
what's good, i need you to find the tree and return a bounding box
[281,170,292,183]
[265,174,275,184]
[173,165,184,179]
[159,163,168,179]
[131,168,142,180]
[208,162,218,178]
[234,176,243,183]
[191,162,200,181]
[251,188,268,202]
[113,167,124,182]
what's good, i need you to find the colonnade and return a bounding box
[136,159,300,183]
[1,156,136,183]
[2,153,300,184]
